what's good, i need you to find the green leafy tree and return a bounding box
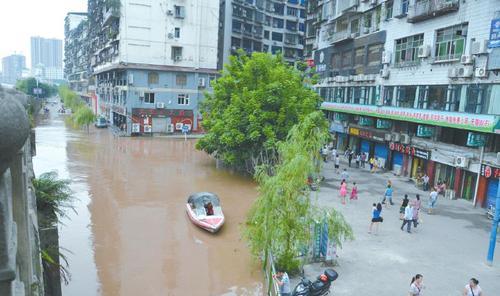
[15,78,57,98]
[58,85,83,110]
[72,106,96,133]
[197,51,321,173]
[244,111,353,274]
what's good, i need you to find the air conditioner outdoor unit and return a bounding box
[392,133,401,142]
[381,68,390,79]
[139,91,145,98]
[417,45,430,58]
[128,74,134,85]
[400,133,410,144]
[470,40,489,55]
[156,102,165,109]
[198,77,206,87]
[143,125,152,133]
[384,133,392,141]
[454,156,469,168]
[382,51,391,64]
[460,55,473,65]
[166,124,174,133]
[366,74,376,81]
[167,10,173,15]
[458,66,473,78]
[474,66,488,78]
[168,33,174,39]
[370,0,377,5]
[448,67,459,78]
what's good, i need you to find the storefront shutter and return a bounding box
[486,179,498,209]
[361,140,371,155]
[393,151,403,166]
[374,143,388,160]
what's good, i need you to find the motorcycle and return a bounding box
[292,269,338,296]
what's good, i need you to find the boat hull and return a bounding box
[186,204,224,233]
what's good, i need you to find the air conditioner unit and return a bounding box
[168,33,174,39]
[457,66,473,78]
[470,40,489,55]
[382,51,391,64]
[384,133,392,141]
[156,102,165,109]
[128,74,134,85]
[454,156,469,168]
[370,0,377,5]
[366,74,376,81]
[460,55,473,65]
[198,77,206,88]
[138,91,145,98]
[166,124,174,133]
[380,68,390,79]
[474,66,488,78]
[143,125,152,133]
[167,10,173,15]
[417,45,430,58]
[400,133,410,144]
[392,133,401,142]
[448,67,459,78]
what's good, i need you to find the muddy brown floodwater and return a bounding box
[33,108,263,296]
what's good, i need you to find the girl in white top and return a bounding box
[463,278,483,296]
[409,274,424,296]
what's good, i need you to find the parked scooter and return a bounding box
[292,269,338,296]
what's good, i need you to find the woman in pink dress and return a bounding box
[350,182,358,201]
[340,179,348,204]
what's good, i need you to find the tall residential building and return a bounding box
[88,0,219,134]
[218,0,307,70]
[64,12,89,93]
[30,36,63,80]
[1,54,26,84]
[314,0,500,207]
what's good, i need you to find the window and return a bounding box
[177,94,189,105]
[176,74,187,86]
[351,19,360,35]
[271,46,282,54]
[144,92,155,104]
[427,85,448,110]
[174,27,180,38]
[174,5,185,18]
[352,87,361,104]
[354,47,364,69]
[383,86,394,106]
[244,23,252,34]
[208,74,216,87]
[465,85,490,114]
[394,34,423,66]
[334,87,345,103]
[331,53,341,69]
[287,7,298,16]
[401,0,409,15]
[272,32,283,42]
[449,85,462,112]
[231,37,241,48]
[367,44,383,66]
[416,85,428,109]
[148,72,159,84]
[341,51,351,68]
[264,30,270,39]
[171,46,182,61]
[285,33,297,44]
[286,20,297,31]
[385,1,393,19]
[274,3,285,15]
[273,18,284,29]
[232,20,242,32]
[435,23,467,61]
[397,86,416,108]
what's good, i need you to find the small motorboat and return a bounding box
[186,192,225,233]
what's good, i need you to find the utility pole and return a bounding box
[473,145,484,207]
[486,183,500,265]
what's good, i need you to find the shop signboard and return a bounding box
[349,126,386,142]
[329,122,346,133]
[334,113,348,121]
[358,116,374,126]
[466,132,487,147]
[389,142,431,160]
[488,18,500,48]
[321,102,497,133]
[480,164,500,179]
[376,119,392,129]
[417,125,434,137]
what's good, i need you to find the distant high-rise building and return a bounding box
[2,54,26,84]
[64,12,89,93]
[30,36,63,80]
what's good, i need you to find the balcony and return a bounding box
[407,0,459,23]
[325,30,354,44]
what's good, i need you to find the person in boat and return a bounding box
[204,202,214,216]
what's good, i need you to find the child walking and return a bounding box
[350,182,358,201]
[339,179,348,205]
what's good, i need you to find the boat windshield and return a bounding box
[187,192,221,209]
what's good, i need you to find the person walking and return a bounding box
[422,173,430,191]
[361,152,366,168]
[348,150,353,167]
[463,278,482,296]
[368,203,383,234]
[341,168,349,182]
[339,179,348,205]
[382,185,394,206]
[401,203,414,233]
[334,154,340,174]
[321,145,329,162]
[273,269,291,296]
[428,188,438,214]
[412,194,421,229]
[350,182,358,201]
[355,153,361,168]
[369,156,375,171]
[331,148,337,162]
[409,274,424,296]
[400,195,410,220]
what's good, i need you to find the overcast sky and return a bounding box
[0,0,87,67]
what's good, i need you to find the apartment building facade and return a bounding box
[313,0,500,207]
[64,12,89,93]
[218,0,307,70]
[30,37,63,81]
[1,54,26,84]
[88,0,219,134]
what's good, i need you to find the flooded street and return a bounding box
[33,110,262,296]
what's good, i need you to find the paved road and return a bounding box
[296,159,500,296]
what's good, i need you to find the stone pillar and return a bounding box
[0,170,16,296]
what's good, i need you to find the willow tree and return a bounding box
[196,51,320,173]
[244,111,353,273]
[72,106,95,133]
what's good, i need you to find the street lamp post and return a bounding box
[486,183,500,265]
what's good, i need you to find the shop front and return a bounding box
[131,108,194,134]
[480,164,500,208]
[329,121,347,151]
[389,142,431,179]
[112,105,127,131]
[348,126,389,168]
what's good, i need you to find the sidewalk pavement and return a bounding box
[293,158,500,295]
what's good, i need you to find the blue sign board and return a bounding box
[182,125,189,133]
[488,18,500,48]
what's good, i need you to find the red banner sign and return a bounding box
[480,164,500,179]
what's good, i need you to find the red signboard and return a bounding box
[480,164,500,179]
[389,142,431,160]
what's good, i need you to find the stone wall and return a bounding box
[0,86,44,295]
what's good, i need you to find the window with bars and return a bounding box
[397,86,416,108]
[435,23,467,61]
[465,84,490,114]
[177,94,189,105]
[144,92,155,104]
[148,72,159,85]
[427,85,448,111]
[176,74,187,86]
[367,44,383,66]
[394,34,423,66]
